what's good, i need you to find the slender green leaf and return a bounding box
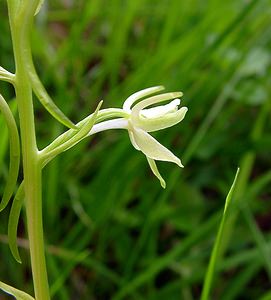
[26,57,76,129]
[0,94,20,212]
[200,168,240,300]
[0,100,17,167]
[8,183,24,263]
[0,280,35,300]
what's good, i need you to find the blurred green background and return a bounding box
[0,0,271,299]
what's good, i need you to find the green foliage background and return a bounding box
[0,0,271,299]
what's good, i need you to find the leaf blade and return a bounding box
[8,183,24,263]
[0,280,35,300]
[26,55,76,129]
[200,168,240,300]
[0,94,20,212]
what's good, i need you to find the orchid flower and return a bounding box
[88,86,188,188]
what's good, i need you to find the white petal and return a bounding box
[132,127,183,167]
[138,107,188,132]
[123,86,165,112]
[131,91,183,122]
[140,99,181,119]
[88,118,128,135]
[147,157,166,188]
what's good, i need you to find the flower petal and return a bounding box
[147,157,166,188]
[138,106,188,132]
[131,91,183,123]
[123,86,165,112]
[140,99,181,119]
[88,118,128,135]
[128,129,140,150]
[132,127,183,167]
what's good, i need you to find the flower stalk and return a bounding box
[7,1,50,299]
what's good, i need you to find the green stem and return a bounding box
[8,1,50,300]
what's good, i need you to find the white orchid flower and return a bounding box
[89,86,188,188]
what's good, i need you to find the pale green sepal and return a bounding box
[131,92,183,121]
[128,129,140,150]
[132,127,183,167]
[0,94,20,212]
[34,0,44,15]
[138,107,188,132]
[8,183,24,263]
[26,60,77,129]
[147,157,166,188]
[123,86,165,112]
[0,280,35,300]
[41,101,103,166]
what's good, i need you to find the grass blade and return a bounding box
[200,168,240,300]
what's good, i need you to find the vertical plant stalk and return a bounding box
[7,1,50,300]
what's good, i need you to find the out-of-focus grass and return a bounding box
[0,0,271,299]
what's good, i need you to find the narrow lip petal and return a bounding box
[147,157,166,188]
[131,126,184,167]
[138,107,188,132]
[131,92,183,122]
[123,86,165,112]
